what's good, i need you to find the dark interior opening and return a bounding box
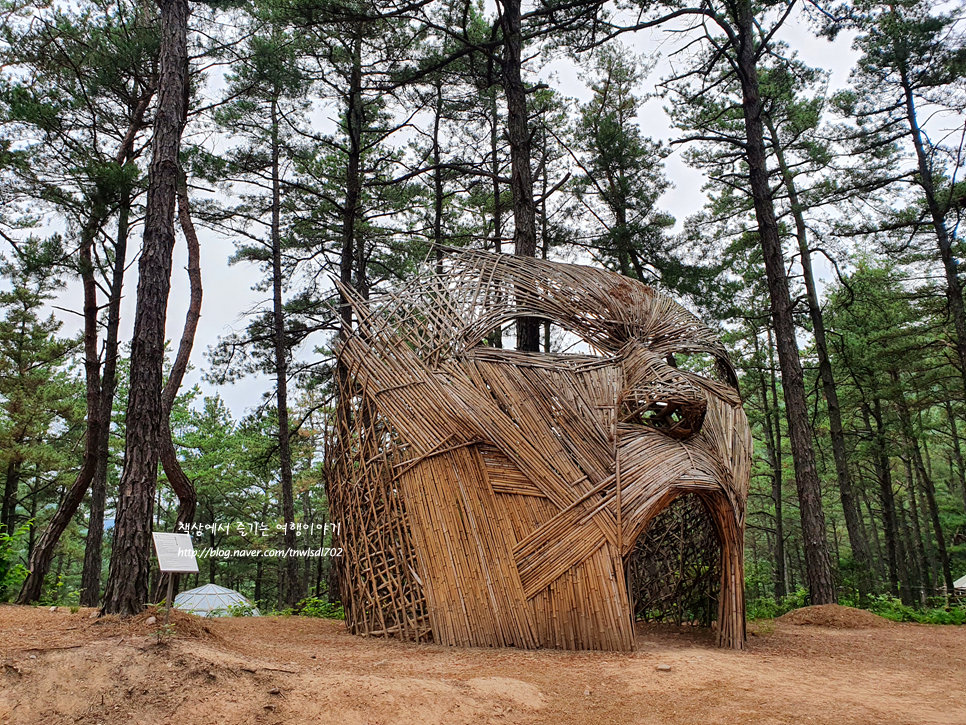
[626,493,721,627]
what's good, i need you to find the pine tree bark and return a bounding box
[865,399,914,604]
[159,168,201,532]
[80,182,132,607]
[490,90,503,259]
[154,167,202,602]
[79,454,108,606]
[765,115,873,601]
[895,493,922,604]
[918,462,955,592]
[860,489,885,581]
[336,33,363,379]
[753,328,785,598]
[486,89,504,349]
[432,78,445,267]
[337,45,363,332]
[903,456,930,591]
[270,97,299,608]
[944,401,966,513]
[892,373,954,591]
[766,329,788,597]
[499,0,539,351]
[734,0,836,604]
[913,472,940,589]
[2,461,19,536]
[17,216,105,604]
[101,0,189,616]
[331,31,365,609]
[899,68,966,398]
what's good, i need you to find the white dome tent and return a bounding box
[173,583,260,617]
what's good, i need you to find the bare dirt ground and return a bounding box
[1,603,964,725]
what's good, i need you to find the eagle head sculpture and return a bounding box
[332,250,751,650]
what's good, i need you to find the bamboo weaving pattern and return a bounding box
[330,250,752,650]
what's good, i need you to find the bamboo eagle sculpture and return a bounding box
[330,250,751,650]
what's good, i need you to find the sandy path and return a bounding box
[0,605,963,724]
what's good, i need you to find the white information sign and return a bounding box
[152,532,199,573]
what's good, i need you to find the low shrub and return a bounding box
[226,601,259,617]
[296,596,344,619]
[867,594,966,625]
[746,587,810,620]
[0,522,31,601]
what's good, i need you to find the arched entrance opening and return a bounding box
[627,492,722,629]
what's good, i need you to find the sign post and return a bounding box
[152,532,199,624]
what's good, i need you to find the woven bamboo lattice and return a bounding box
[330,250,752,650]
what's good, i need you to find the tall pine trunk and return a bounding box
[499,0,539,352]
[735,0,835,604]
[900,69,966,398]
[902,456,930,591]
[101,0,189,615]
[159,168,201,532]
[155,166,202,602]
[2,461,19,537]
[270,97,299,607]
[865,399,914,604]
[17,215,106,604]
[486,89,503,349]
[432,78,445,269]
[944,401,966,513]
[892,372,954,591]
[331,30,365,608]
[754,327,785,598]
[79,186,131,606]
[860,489,885,582]
[765,115,872,601]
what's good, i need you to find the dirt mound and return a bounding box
[0,604,218,656]
[121,605,221,640]
[777,604,892,629]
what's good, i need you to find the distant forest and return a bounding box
[0,0,964,618]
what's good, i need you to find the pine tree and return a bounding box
[202,9,313,607]
[101,0,189,616]
[572,47,679,286]
[616,0,838,602]
[830,0,966,398]
[0,0,158,604]
[0,239,82,597]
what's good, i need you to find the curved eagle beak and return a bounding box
[619,346,710,440]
